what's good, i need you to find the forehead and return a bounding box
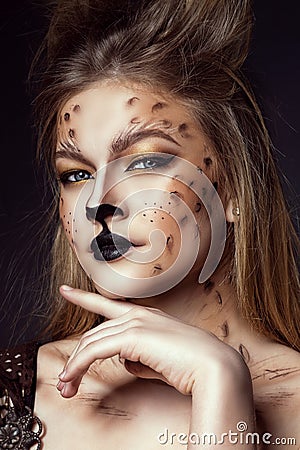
[57,82,195,145]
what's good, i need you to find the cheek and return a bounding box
[59,195,77,246]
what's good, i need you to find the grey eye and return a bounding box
[126,154,174,171]
[60,170,93,184]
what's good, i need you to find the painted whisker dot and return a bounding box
[73,104,81,112]
[64,112,70,121]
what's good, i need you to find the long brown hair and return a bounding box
[33,0,300,349]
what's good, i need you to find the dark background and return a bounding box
[0,1,299,347]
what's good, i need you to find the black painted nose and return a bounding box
[86,204,123,225]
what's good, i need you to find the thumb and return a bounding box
[124,360,169,384]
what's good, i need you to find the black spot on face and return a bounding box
[239,344,250,363]
[151,102,166,113]
[170,190,183,200]
[127,97,140,105]
[189,181,194,187]
[130,117,141,124]
[204,157,213,166]
[64,112,70,121]
[180,215,188,225]
[195,202,202,213]
[204,279,214,292]
[160,119,172,128]
[220,321,229,338]
[69,129,75,139]
[216,291,223,305]
[73,104,81,112]
[178,123,190,138]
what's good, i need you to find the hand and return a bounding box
[57,285,246,399]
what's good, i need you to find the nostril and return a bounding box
[86,204,124,224]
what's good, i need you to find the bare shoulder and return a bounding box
[251,342,300,448]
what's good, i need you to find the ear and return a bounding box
[225,198,240,223]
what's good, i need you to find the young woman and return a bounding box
[1,1,299,449]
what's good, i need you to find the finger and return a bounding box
[59,328,140,384]
[67,319,134,368]
[59,285,136,319]
[60,376,83,398]
[124,360,169,385]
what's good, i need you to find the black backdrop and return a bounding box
[0,1,299,346]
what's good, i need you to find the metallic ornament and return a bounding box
[0,405,42,450]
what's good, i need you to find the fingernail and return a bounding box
[59,370,67,380]
[56,380,63,390]
[61,285,73,291]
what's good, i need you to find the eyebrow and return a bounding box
[55,142,93,166]
[55,128,180,164]
[111,128,181,154]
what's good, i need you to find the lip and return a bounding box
[91,232,134,261]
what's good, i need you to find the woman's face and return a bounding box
[55,82,226,298]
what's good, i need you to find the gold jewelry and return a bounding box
[232,207,240,216]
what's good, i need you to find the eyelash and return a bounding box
[125,154,175,171]
[58,154,175,184]
[59,170,94,185]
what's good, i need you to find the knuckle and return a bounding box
[80,334,91,347]
[130,307,148,320]
[129,317,143,328]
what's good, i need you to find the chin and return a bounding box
[93,283,126,300]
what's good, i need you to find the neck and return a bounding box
[132,266,265,364]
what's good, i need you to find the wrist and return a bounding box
[192,347,252,396]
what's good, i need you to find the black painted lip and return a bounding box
[91,233,133,261]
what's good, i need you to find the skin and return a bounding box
[33,82,300,449]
